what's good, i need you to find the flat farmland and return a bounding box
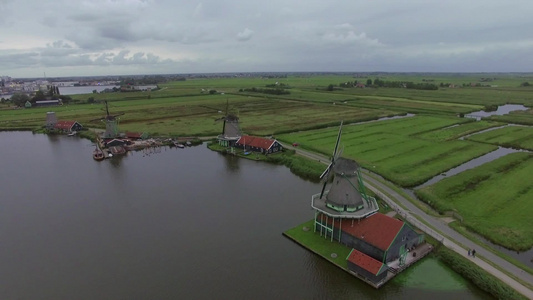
[416,121,503,141]
[343,96,483,114]
[416,152,533,251]
[277,116,497,187]
[466,125,533,151]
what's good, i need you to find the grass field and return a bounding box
[277,115,497,187]
[415,152,533,251]
[465,125,533,150]
[416,120,504,141]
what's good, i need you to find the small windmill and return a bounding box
[216,100,241,147]
[90,101,125,138]
[318,122,370,213]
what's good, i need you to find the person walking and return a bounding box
[472,249,476,258]
[468,249,471,256]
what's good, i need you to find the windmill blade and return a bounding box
[334,145,344,161]
[331,121,343,162]
[319,163,332,179]
[319,180,328,199]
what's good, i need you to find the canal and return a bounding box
[0,132,491,299]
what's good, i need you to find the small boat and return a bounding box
[185,141,192,146]
[176,143,185,148]
[93,148,105,161]
[68,131,77,136]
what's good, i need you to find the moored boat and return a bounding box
[93,148,105,161]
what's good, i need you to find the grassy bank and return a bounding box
[207,142,325,181]
[434,246,527,300]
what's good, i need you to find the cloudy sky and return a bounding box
[1,0,532,77]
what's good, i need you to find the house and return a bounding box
[24,101,32,108]
[315,212,423,264]
[234,135,283,154]
[104,138,126,147]
[54,120,83,133]
[355,83,366,88]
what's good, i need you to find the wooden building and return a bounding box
[234,135,283,154]
[315,212,424,264]
[125,132,148,140]
[54,120,83,133]
[346,249,388,284]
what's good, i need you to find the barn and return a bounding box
[234,135,283,154]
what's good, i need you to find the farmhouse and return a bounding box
[234,135,283,154]
[54,120,83,133]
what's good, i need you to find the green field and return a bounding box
[278,115,497,187]
[1,74,532,245]
[416,121,504,141]
[416,152,533,251]
[465,125,533,150]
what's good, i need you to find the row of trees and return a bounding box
[239,87,290,95]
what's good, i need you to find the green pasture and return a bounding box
[488,108,533,126]
[416,121,503,141]
[466,125,533,151]
[277,115,497,187]
[415,152,533,251]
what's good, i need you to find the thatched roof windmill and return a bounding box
[216,100,241,147]
[312,122,378,219]
[90,101,125,138]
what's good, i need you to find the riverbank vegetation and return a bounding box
[434,246,527,300]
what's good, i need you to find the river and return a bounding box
[0,132,491,299]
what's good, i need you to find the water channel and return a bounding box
[0,131,491,299]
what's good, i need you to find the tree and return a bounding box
[32,90,46,102]
[520,82,530,87]
[327,84,334,91]
[366,79,373,86]
[11,93,30,107]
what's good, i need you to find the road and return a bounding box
[283,143,533,299]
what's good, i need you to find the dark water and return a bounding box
[0,132,491,299]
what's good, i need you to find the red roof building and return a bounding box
[346,248,388,284]
[315,212,423,263]
[54,120,83,132]
[235,135,283,154]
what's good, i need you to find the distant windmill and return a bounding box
[90,101,125,138]
[216,100,241,147]
[314,121,375,214]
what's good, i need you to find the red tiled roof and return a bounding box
[125,132,144,138]
[236,135,276,150]
[347,248,385,275]
[54,120,77,130]
[320,213,404,250]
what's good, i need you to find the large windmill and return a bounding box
[90,101,125,139]
[216,100,241,147]
[312,122,379,241]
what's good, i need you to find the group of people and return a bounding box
[468,248,476,258]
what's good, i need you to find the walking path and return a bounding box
[282,143,533,299]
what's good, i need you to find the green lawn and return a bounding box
[466,125,533,150]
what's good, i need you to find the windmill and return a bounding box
[313,121,377,217]
[90,101,125,138]
[216,100,241,147]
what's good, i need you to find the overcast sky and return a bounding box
[1,0,532,78]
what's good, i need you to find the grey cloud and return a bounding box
[236,28,253,42]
